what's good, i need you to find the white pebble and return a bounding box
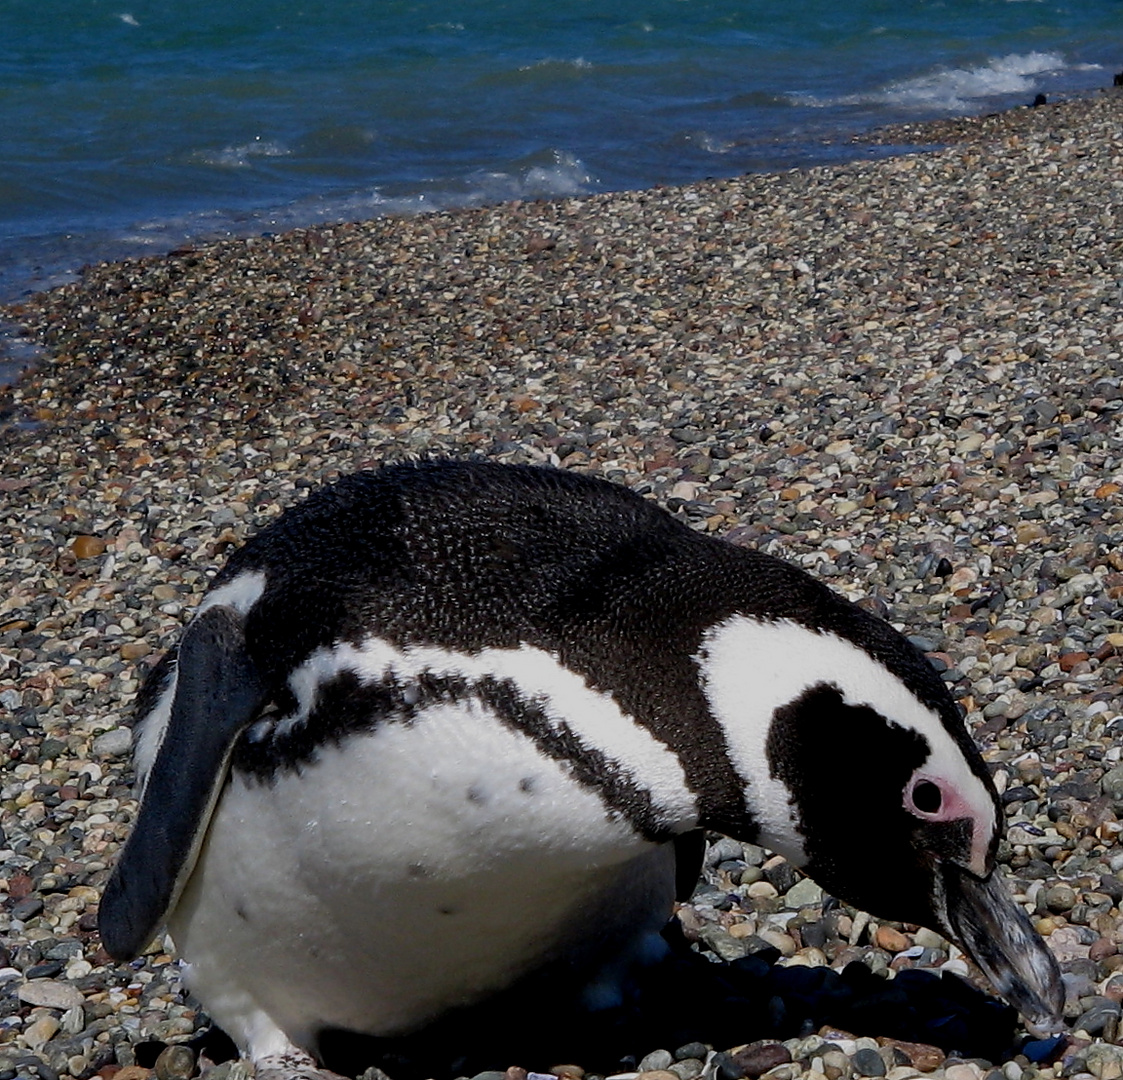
[62,1004,85,1034]
[65,959,93,980]
[940,958,970,977]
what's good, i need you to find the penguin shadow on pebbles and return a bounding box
[305,915,1025,1080]
[97,461,1063,1080]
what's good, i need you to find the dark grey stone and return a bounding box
[713,1052,745,1080]
[671,427,706,444]
[675,1042,709,1063]
[799,919,829,950]
[10,898,44,922]
[24,960,63,979]
[671,1059,706,1080]
[1075,1000,1121,1036]
[763,859,800,895]
[1034,400,1059,423]
[43,940,83,961]
[852,1049,886,1077]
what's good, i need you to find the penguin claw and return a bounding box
[251,1049,352,1080]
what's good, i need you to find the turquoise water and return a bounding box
[1,0,1120,298]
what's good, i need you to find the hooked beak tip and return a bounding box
[939,862,1064,1033]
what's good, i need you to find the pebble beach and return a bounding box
[1,84,1123,1080]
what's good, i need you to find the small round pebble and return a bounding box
[155,1044,196,1080]
[853,1050,887,1077]
[91,726,133,757]
[1044,884,1077,914]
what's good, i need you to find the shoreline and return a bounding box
[0,85,1122,1078]
[3,85,1121,426]
[0,77,1116,322]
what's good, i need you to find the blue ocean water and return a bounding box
[1,0,1120,302]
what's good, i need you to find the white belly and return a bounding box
[168,697,675,1055]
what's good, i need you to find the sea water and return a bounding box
[0,0,1119,300]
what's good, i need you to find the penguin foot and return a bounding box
[252,1048,351,1080]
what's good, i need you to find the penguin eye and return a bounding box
[910,779,943,815]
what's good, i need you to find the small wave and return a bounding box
[522,168,584,196]
[682,131,735,155]
[519,149,593,197]
[355,150,596,215]
[127,150,594,242]
[395,150,595,210]
[798,51,1067,112]
[191,137,291,169]
[518,57,593,73]
[0,148,598,305]
[116,12,139,26]
[299,124,377,156]
[475,57,593,89]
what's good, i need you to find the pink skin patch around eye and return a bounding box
[905,774,992,878]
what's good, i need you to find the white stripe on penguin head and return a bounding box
[695,616,995,870]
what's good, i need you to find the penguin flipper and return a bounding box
[99,605,265,960]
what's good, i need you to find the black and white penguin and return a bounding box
[99,460,1062,1079]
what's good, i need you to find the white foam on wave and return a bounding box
[518,149,593,196]
[683,131,735,155]
[373,149,595,213]
[106,148,596,251]
[517,57,593,73]
[192,137,292,170]
[797,51,1070,112]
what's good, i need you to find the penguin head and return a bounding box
[764,679,994,918]
[698,616,1063,1033]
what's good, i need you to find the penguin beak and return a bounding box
[937,860,1064,1035]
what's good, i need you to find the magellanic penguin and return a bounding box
[99,461,1062,1078]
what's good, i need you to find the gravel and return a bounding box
[0,87,1122,1080]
